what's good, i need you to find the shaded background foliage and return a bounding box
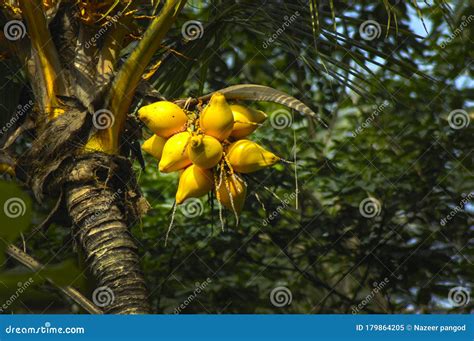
[0,0,472,313]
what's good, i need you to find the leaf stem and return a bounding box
[89,0,187,154]
[20,0,67,119]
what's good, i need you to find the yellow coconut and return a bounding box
[159,131,192,173]
[141,135,167,160]
[230,104,267,139]
[199,92,234,141]
[176,165,213,204]
[138,101,187,138]
[226,140,279,173]
[188,134,223,169]
[216,174,247,214]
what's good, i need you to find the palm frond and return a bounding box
[150,0,447,101]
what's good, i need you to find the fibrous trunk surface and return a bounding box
[17,110,151,313]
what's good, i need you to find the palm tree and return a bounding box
[0,0,449,314]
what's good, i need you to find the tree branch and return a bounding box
[6,244,102,314]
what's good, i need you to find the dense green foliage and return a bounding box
[137,0,473,314]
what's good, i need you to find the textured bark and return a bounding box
[64,155,151,314]
[15,103,151,314]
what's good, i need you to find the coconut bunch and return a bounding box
[138,92,280,216]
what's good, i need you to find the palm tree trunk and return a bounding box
[64,154,151,314]
[16,105,151,314]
